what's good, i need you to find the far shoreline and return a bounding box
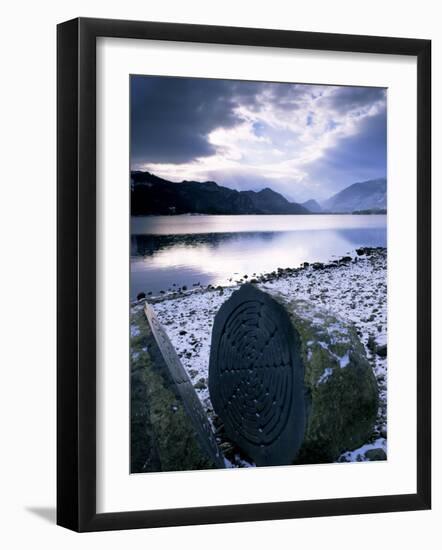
[131,211,387,217]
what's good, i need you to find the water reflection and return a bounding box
[130,215,386,298]
[131,231,280,257]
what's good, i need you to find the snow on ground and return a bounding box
[339,437,387,462]
[141,247,387,465]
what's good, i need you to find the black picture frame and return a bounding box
[57,17,431,532]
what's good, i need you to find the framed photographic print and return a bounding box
[57,17,431,532]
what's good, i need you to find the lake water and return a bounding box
[130,214,387,299]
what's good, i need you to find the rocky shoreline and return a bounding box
[131,246,387,466]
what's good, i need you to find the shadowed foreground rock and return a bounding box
[209,284,378,466]
[130,305,224,473]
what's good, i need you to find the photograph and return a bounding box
[129,75,388,473]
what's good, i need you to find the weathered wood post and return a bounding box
[209,284,378,466]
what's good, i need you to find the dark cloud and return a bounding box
[305,110,387,197]
[130,77,323,166]
[323,86,386,114]
[130,76,264,165]
[325,111,386,173]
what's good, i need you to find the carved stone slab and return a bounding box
[209,284,306,466]
[144,303,224,468]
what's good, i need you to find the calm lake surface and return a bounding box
[130,214,387,299]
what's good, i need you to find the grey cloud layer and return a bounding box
[131,77,266,164]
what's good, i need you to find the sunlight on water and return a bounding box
[131,214,386,235]
[130,215,386,299]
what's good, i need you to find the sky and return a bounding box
[130,75,386,203]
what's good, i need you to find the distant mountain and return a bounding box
[131,171,310,215]
[301,199,322,213]
[321,178,386,213]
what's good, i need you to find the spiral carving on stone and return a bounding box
[209,284,306,466]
